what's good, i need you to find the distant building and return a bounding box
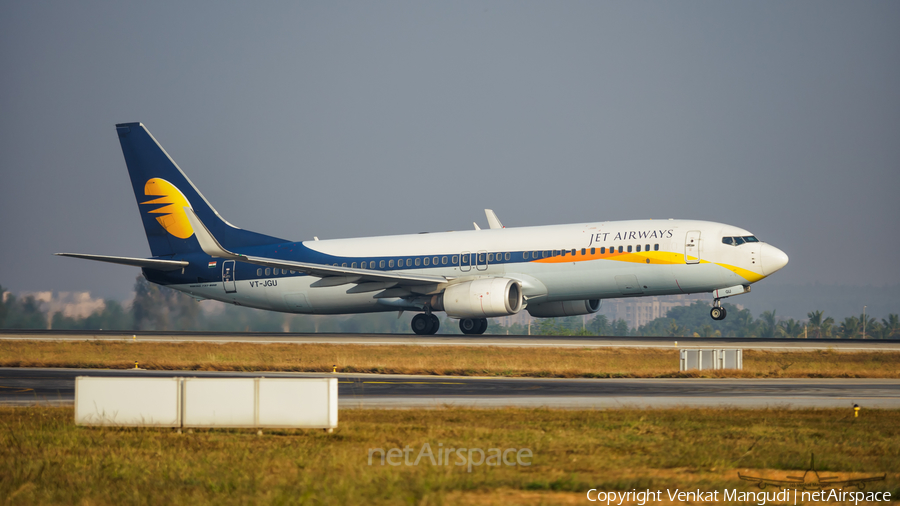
[28,291,106,320]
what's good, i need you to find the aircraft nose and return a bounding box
[760,243,789,276]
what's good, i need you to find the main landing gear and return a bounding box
[459,318,488,335]
[411,313,441,335]
[710,299,727,321]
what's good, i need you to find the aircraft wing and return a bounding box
[184,209,449,287]
[821,475,887,489]
[55,253,189,271]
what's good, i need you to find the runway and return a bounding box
[2,367,899,409]
[3,330,900,351]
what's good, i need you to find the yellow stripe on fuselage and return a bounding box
[531,251,765,283]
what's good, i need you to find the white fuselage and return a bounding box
[170,219,787,316]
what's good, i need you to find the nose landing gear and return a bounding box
[710,299,727,321]
[411,313,441,335]
[459,318,488,335]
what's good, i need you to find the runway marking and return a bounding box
[0,386,35,393]
[339,381,465,385]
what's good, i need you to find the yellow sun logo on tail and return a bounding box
[141,178,194,239]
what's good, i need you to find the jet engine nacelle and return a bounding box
[526,299,601,318]
[432,278,523,318]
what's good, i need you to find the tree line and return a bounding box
[1,279,898,338]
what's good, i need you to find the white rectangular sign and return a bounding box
[75,376,181,427]
[182,378,256,427]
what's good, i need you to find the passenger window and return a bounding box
[351,262,357,268]
[414,258,421,266]
[257,268,262,276]
[452,255,458,264]
[369,261,375,269]
[618,246,623,253]
[406,258,412,267]
[342,263,347,267]
[523,252,529,259]
[461,255,468,264]
[505,252,510,261]
[591,248,596,255]
[581,248,586,256]
[478,253,485,262]
[600,247,605,254]
[433,257,439,265]
[397,258,403,266]
[542,251,548,258]
[645,244,649,251]
[265,268,271,276]
[627,245,633,253]
[442,256,448,265]
[290,270,296,274]
[388,259,394,268]
[560,250,566,257]
[636,245,641,252]
[380,260,385,268]
[487,253,493,261]
[423,257,429,266]
[654,244,659,251]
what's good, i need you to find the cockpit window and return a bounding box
[722,235,760,246]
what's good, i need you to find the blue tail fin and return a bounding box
[116,122,286,257]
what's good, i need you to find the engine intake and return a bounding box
[431,278,523,318]
[526,299,601,318]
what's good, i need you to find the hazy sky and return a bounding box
[2,2,899,302]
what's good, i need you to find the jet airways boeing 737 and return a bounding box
[57,123,789,335]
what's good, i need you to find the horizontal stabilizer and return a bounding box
[55,253,188,271]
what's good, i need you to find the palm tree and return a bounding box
[882,314,900,339]
[838,316,860,339]
[806,310,836,339]
[756,310,777,338]
[779,319,804,339]
[858,313,877,339]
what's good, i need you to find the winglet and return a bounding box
[485,209,503,229]
[183,207,242,259]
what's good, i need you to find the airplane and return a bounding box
[57,122,789,335]
[739,454,885,491]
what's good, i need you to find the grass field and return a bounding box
[2,407,897,505]
[1,340,899,378]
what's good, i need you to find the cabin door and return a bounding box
[222,260,237,293]
[684,231,701,264]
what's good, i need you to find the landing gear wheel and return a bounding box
[476,318,488,334]
[429,314,440,334]
[710,307,723,321]
[459,318,479,334]
[719,307,727,320]
[412,313,435,335]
